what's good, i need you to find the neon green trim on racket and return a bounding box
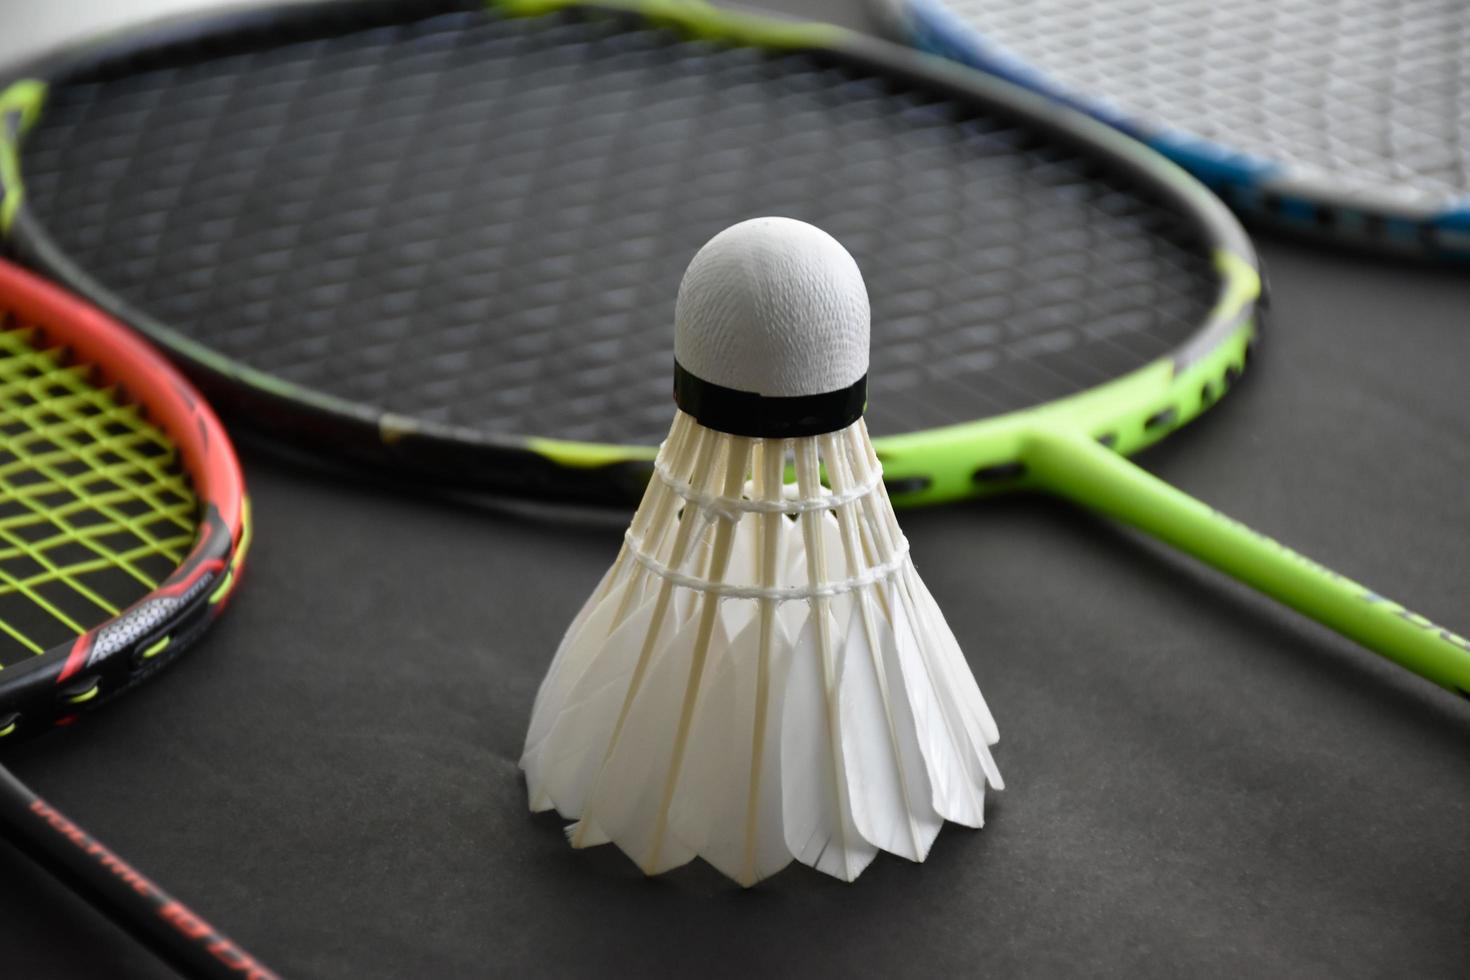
[210,496,253,606]
[495,0,846,48]
[209,571,235,604]
[64,682,100,705]
[0,81,47,233]
[527,437,656,469]
[1210,250,1261,319]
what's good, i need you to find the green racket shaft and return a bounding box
[1026,428,1470,698]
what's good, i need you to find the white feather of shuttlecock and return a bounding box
[519,410,1002,886]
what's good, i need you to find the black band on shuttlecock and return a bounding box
[673,361,867,438]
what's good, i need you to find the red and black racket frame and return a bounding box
[0,260,249,741]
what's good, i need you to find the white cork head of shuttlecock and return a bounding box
[673,217,870,438]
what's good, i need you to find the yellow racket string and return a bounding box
[0,324,198,662]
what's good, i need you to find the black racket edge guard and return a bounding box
[0,763,282,980]
[1,0,1252,507]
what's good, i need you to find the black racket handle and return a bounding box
[0,763,280,979]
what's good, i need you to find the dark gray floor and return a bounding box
[2,3,1469,978]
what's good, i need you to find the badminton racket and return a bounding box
[0,259,271,979]
[872,0,1470,257]
[0,0,1465,701]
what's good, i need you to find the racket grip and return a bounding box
[1024,427,1470,699]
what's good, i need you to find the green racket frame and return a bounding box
[0,0,1259,507]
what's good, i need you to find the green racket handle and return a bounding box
[1024,427,1470,698]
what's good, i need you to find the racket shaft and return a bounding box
[0,764,279,980]
[1025,428,1470,697]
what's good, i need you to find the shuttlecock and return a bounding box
[520,217,1002,885]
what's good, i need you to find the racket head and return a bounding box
[873,0,1470,258]
[0,0,1258,507]
[0,258,248,740]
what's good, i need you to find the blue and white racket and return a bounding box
[875,0,1470,257]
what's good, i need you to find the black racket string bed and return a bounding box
[2,0,1223,502]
